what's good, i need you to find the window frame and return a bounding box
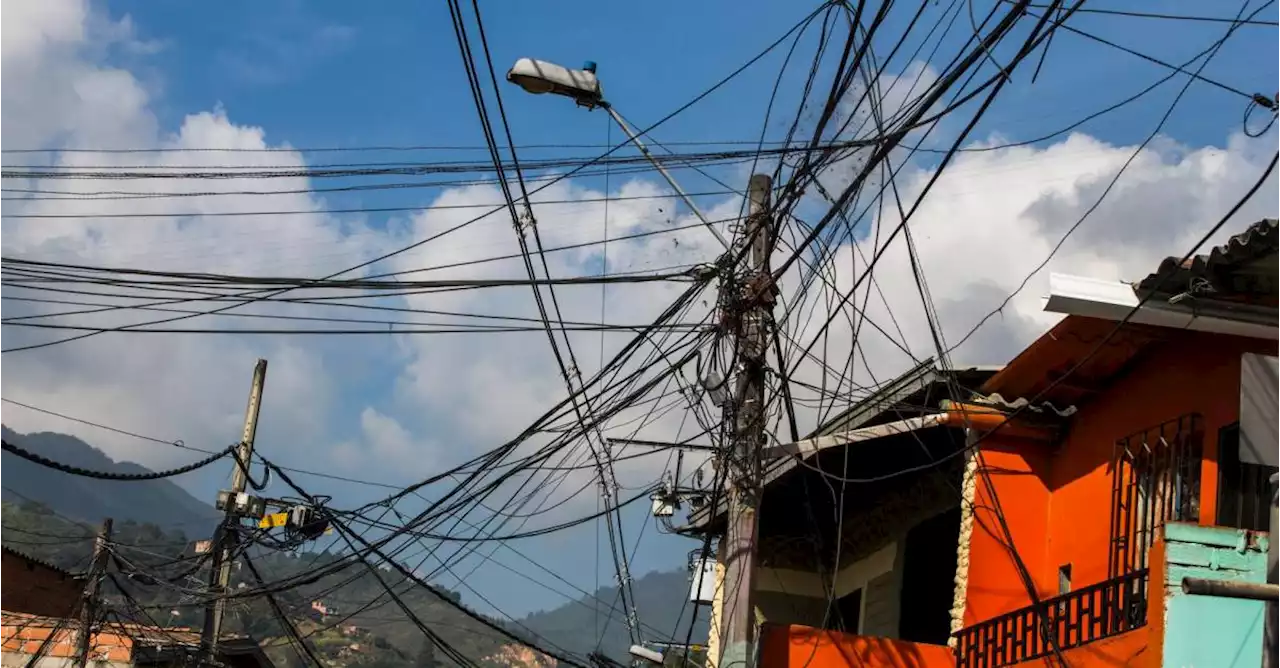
[1108,413,1204,579]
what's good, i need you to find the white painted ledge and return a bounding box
[1044,273,1277,341]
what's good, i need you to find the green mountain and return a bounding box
[520,569,708,662]
[3,498,524,667]
[1,425,221,528]
[0,429,707,667]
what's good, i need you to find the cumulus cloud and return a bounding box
[331,407,436,475]
[1,0,363,469]
[2,1,1276,555]
[781,129,1277,430]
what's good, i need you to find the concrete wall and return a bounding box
[996,523,1270,667]
[755,542,900,635]
[963,444,1053,626]
[755,591,828,629]
[860,571,898,638]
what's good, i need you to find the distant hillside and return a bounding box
[0,428,706,666]
[1,499,519,667]
[517,569,708,662]
[3,498,707,667]
[1,425,220,528]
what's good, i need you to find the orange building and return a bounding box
[690,218,1277,667]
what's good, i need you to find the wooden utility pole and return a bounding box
[76,518,113,668]
[718,174,773,668]
[201,358,268,663]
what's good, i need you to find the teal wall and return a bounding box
[1162,523,1269,668]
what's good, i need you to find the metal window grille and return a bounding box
[1108,414,1203,579]
[954,569,1148,668]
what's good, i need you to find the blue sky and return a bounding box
[102,1,1275,160]
[3,0,1277,626]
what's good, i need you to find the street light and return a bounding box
[507,58,604,107]
[628,645,666,666]
[506,58,730,251]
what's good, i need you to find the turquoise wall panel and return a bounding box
[1162,523,1267,668]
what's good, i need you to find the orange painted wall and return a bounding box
[1143,531,1167,668]
[963,443,1055,625]
[759,624,955,668]
[997,541,1169,668]
[965,330,1276,627]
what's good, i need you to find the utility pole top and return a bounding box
[715,173,773,668]
[200,359,269,664]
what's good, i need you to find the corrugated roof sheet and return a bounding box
[1136,218,1279,301]
[969,392,1078,417]
[810,358,1002,437]
[2,545,78,579]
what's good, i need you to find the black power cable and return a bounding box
[261,456,593,668]
[1,438,234,481]
[242,554,330,668]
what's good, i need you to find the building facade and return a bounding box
[0,548,81,618]
[692,218,1278,668]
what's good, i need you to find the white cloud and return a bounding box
[332,407,434,475]
[779,129,1277,431]
[2,0,1276,558]
[1,0,357,469]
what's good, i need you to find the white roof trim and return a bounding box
[1044,273,1278,341]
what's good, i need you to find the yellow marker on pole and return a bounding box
[258,512,289,529]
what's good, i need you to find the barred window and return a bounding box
[1108,414,1203,579]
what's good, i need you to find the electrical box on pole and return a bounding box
[689,551,718,604]
[200,358,268,664]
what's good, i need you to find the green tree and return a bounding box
[19,499,54,515]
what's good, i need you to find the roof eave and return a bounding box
[2,546,79,580]
[685,360,1000,531]
[1045,272,1278,341]
[808,358,1001,438]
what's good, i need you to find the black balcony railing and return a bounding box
[954,569,1149,668]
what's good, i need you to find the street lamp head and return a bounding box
[507,57,604,107]
[628,645,665,666]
